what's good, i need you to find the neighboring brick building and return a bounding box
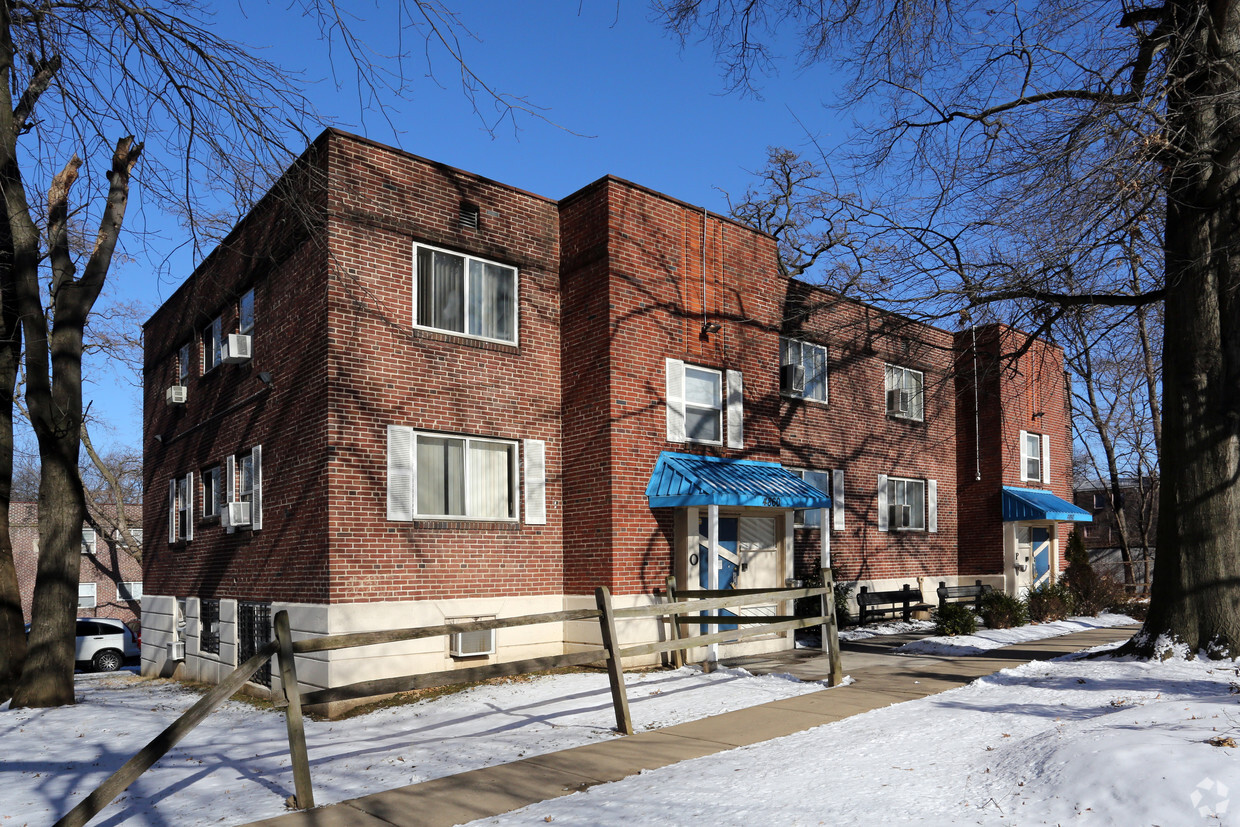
[142,129,1087,699]
[12,502,144,625]
[1074,477,1158,586]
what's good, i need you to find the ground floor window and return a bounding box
[238,601,272,687]
[200,598,221,654]
[78,583,96,609]
[888,476,926,530]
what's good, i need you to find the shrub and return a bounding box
[1027,581,1075,622]
[934,602,978,636]
[795,569,854,627]
[1061,530,1124,615]
[1110,598,1149,622]
[979,591,1028,629]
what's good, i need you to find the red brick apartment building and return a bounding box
[142,129,1087,696]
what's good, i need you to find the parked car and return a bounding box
[74,617,139,672]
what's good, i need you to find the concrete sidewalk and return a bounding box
[248,625,1137,827]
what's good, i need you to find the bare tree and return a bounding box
[659,0,1240,656]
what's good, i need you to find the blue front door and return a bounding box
[1032,527,1051,587]
[699,516,739,631]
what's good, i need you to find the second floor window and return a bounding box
[885,364,924,421]
[683,366,723,444]
[780,337,828,402]
[203,317,222,371]
[178,343,191,384]
[415,244,517,343]
[202,466,221,518]
[239,289,255,335]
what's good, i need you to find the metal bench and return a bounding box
[855,584,933,625]
[936,580,994,612]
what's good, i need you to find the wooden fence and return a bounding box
[55,574,842,827]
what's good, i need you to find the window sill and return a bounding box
[411,326,519,354]
[886,413,925,424]
[410,519,522,531]
[781,393,829,406]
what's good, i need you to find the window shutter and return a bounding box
[251,445,263,530]
[387,425,415,521]
[168,479,176,543]
[666,358,685,442]
[1019,430,1030,481]
[523,439,546,525]
[817,346,829,404]
[185,472,194,542]
[726,369,744,449]
[927,478,938,533]
[832,470,845,530]
[877,474,889,532]
[1041,433,1051,484]
[225,454,237,534]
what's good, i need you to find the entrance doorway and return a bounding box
[696,515,782,631]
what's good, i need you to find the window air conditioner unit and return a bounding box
[887,389,910,413]
[222,333,252,364]
[166,640,185,661]
[166,385,188,405]
[225,501,251,527]
[450,627,495,658]
[780,363,806,394]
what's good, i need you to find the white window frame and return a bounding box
[202,466,221,518]
[1020,430,1050,483]
[202,316,222,372]
[884,364,925,421]
[780,337,828,403]
[118,581,142,602]
[887,476,927,531]
[683,365,724,446]
[78,582,97,609]
[791,468,832,528]
[412,242,519,345]
[81,528,96,555]
[170,473,193,543]
[414,432,519,521]
[387,427,521,523]
[223,446,263,532]
[178,343,191,384]
[239,288,255,335]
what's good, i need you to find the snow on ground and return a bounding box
[2,664,829,826]
[895,613,1138,656]
[837,619,936,641]
[475,645,1240,827]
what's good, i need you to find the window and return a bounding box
[202,317,222,371]
[387,428,519,522]
[113,527,142,550]
[885,364,924,421]
[169,473,193,543]
[791,469,831,527]
[200,598,221,654]
[1020,430,1050,483]
[780,338,828,402]
[202,466,221,518]
[78,583,97,609]
[1092,492,1107,510]
[240,454,255,510]
[684,366,723,444]
[414,244,516,343]
[223,446,262,531]
[81,528,96,555]
[887,476,926,531]
[239,289,255,335]
[178,343,191,384]
[118,581,142,602]
[238,601,272,687]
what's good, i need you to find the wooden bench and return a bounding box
[855,584,933,625]
[936,580,994,612]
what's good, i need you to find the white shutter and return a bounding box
[523,439,546,525]
[1019,430,1030,481]
[251,445,263,531]
[927,478,938,533]
[877,473,889,532]
[387,425,415,521]
[168,479,176,543]
[1041,433,1051,484]
[185,472,194,542]
[225,454,237,534]
[726,369,744,449]
[832,470,845,531]
[666,358,685,443]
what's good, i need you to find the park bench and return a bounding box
[855,584,933,625]
[936,580,994,612]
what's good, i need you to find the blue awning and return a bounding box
[645,451,832,509]
[1002,486,1093,522]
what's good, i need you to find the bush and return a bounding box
[979,591,1028,629]
[933,602,978,636]
[1061,529,1124,615]
[795,569,854,627]
[1110,598,1149,622]
[1027,581,1075,622]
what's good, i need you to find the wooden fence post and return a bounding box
[275,610,315,810]
[664,575,684,669]
[820,568,844,687]
[595,586,634,735]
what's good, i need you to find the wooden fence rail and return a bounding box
[55,578,843,827]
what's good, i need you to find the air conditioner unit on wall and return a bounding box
[887,388,910,414]
[780,364,806,394]
[449,625,495,658]
[167,640,185,661]
[226,501,251,527]
[222,333,252,364]
[166,385,187,405]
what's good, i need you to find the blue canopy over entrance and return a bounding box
[1001,486,1093,522]
[645,451,831,509]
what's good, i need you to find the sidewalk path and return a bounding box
[248,625,1138,827]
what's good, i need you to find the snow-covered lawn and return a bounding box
[475,645,1240,826]
[896,613,1139,655]
[3,664,830,826]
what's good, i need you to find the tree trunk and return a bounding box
[0,220,22,703]
[1133,0,1240,657]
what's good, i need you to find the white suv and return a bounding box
[74,617,139,672]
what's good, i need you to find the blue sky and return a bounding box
[81,2,851,456]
